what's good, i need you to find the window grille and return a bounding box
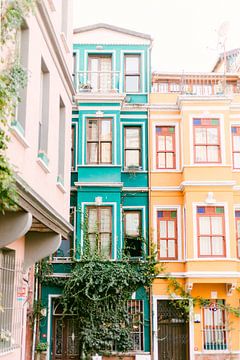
[0,249,24,353]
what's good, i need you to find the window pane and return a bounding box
[100,208,111,232]
[237,220,240,236]
[159,240,167,258]
[157,136,165,151]
[195,128,206,144]
[166,136,173,151]
[101,120,111,140]
[88,143,98,163]
[168,221,175,238]
[207,146,219,162]
[207,128,218,144]
[125,213,140,236]
[89,58,98,90]
[157,153,165,168]
[89,234,97,253]
[160,221,167,237]
[100,234,111,257]
[125,76,139,92]
[212,237,223,255]
[211,217,222,235]
[199,217,210,234]
[101,143,111,163]
[125,150,140,167]
[233,135,240,151]
[126,128,140,148]
[234,153,240,168]
[238,239,240,257]
[195,146,207,161]
[200,236,211,255]
[88,209,97,232]
[168,240,175,257]
[88,120,98,140]
[166,153,174,168]
[125,56,140,73]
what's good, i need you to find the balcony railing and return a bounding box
[152,73,240,96]
[74,71,120,93]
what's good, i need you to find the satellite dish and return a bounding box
[218,21,230,38]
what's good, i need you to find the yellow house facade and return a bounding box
[150,73,240,359]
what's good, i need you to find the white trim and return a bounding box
[36,157,50,173]
[189,114,226,166]
[123,205,147,244]
[180,180,235,189]
[150,114,181,119]
[152,121,180,171]
[122,187,148,191]
[47,294,61,360]
[151,186,181,191]
[121,121,146,171]
[192,202,230,259]
[56,181,66,193]
[75,182,123,187]
[230,120,240,171]
[181,106,230,111]
[71,122,78,171]
[78,106,121,110]
[152,295,194,360]
[10,125,30,148]
[82,114,117,165]
[120,115,147,119]
[230,114,240,119]
[81,202,117,259]
[157,271,240,278]
[153,205,182,261]
[120,50,145,93]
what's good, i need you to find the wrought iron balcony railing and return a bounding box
[74,71,120,93]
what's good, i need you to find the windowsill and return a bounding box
[37,153,50,173]
[78,164,121,168]
[152,169,181,172]
[10,121,29,148]
[122,170,148,173]
[56,176,66,193]
[50,258,73,263]
[188,163,227,167]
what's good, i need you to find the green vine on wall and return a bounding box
[0,0,35,213]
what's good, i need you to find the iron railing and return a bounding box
[75,71,120,93]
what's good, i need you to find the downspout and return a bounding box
[31,263,39,360]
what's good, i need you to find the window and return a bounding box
[38,59,50,156]
[0,249,23,353]
[124,127,141,169]
[235,210,240,258]
[197,206,225,257]
[124,211,142,257]
[58,97,65,181]
[87,118,112,164]
[157,210,177,260]
[156,126,176,169]
[193,118,221,163]
[87,206,112,258]
[88,55,112,92]
[231,126,240,169]
[124,55,141,92]
[203,301,227,350]
[127,300,144,351]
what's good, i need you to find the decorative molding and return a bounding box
[75,182,123,187]
[180,180,236,190]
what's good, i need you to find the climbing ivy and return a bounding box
[0,0,35,213]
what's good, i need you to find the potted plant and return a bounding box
[79,81,92,92]
[35,342,48,360]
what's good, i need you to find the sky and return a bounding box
[73,0,240,73]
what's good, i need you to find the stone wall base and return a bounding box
[195,354,240,360]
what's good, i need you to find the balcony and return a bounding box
[152,72,240,96]
[74,71,120,93]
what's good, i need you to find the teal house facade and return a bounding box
[40,24,152,360]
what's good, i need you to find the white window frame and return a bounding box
[189,114,225,166]
[153,205,182,261]
[152,121,180,172]
[71,122,78,171]
[192,202,230,260]
[230,121,240,171]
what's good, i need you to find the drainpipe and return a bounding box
[31,264,39,360]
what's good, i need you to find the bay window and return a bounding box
[156,126,176,169]
[87,206,112,258]
[157,210,177,260]
[193,118,221,163]
[124,210,142,257]
[124,127,141,169]
[231,126,240,169]
[124,55,141,92]
[87,118,112,164]
[197,206,225,257]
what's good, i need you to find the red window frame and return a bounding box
[235,210,240,258]
[193,118,221,164]
[157,210,178,260]
[197,206,225,258]
[156,126,176,169]
[231,126,240,169]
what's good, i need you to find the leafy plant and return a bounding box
[36,341,48,352]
